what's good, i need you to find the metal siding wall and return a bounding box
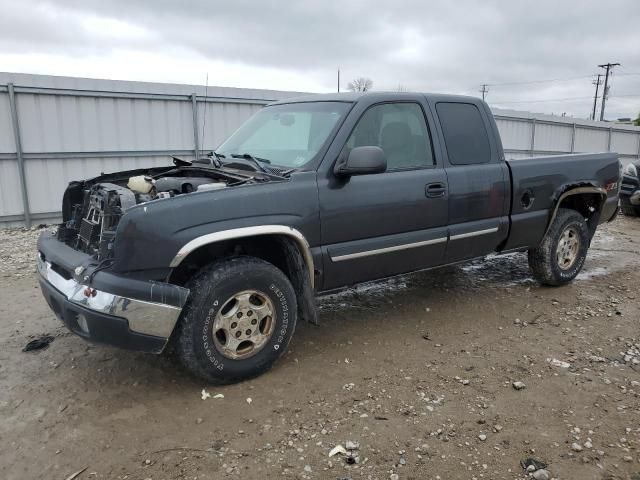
[17,94,195,152]
[0,91,14,152]
[0,159,23,216]
[495,118,533,151]
[534,123,573,152]
[0,73,304,226]
[1,73,640,226]
[574,127,609,153]
[611,131,639,156]
[198,101,261,151]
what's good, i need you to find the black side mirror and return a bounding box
[334,146,387,176]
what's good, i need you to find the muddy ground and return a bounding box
[1,216,639,480]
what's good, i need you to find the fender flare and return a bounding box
[543,185,607,238]
[169,225,315,287]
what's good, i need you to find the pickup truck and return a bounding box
[37,92,621,384]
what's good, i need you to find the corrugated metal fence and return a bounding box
[0,73,301,227]
[492,108,640,162]
[1,73,639,227]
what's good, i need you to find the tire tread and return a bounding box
[176,256,297,384]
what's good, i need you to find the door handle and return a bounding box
[425,182,446,198]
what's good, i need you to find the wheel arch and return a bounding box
[168,226,318,324]
[545,185,607,239]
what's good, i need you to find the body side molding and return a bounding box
[330,237,447,262]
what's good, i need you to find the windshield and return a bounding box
[216,101,350,168]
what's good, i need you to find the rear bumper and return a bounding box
[37,233,189,353]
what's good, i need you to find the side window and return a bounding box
[435,102,491,165]
[345,103,434,169]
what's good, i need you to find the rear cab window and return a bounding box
[435,102,491,165]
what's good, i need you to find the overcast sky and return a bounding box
[1,0,639,120]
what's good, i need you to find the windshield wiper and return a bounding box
[205,151,226,168]
[230,153,271,173]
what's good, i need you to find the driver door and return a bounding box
[318,99,449,290]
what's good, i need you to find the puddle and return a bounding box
[317,225,631,312]
[576,266,609,281]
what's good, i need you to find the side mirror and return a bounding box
[334,146,387,176]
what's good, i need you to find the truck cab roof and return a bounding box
[270,91,484,106]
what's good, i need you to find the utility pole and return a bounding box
[479,84,489,101]
[337,68,340,93]
[591,74,603,121]
[598,62,620,121]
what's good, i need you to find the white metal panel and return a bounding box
[534,123,573,152]
[23,155,174,214]
[17,94,196,153]
[611,131,640,155]
[574,127,609,153]
[0,159,23,216]
[503,151,534,160]
[198,101,262,151]
[0,92,15,153]
[495,118,532,150]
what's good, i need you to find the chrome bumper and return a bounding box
[37,254,184,339]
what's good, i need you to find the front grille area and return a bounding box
[59,182,135,259]
[78,217,101,249]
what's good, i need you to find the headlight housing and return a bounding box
[624,163,638,177]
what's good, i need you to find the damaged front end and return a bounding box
[57,162,262,261]
[38,160,281,352]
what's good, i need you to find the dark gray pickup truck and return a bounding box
[37,92,621,383]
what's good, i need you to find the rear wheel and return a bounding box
[176,256,297,384]
[528,208,590,286]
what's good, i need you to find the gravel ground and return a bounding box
[0,226,44,279]
[0,216,639,480]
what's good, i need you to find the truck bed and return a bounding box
[503,152,620,250]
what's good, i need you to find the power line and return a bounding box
[490,96,594,105]
[484,74,594,87]
[598,62,620,121]
[480,71,638,92]
[490,92,640,105]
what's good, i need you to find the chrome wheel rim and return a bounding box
[556,226,580,270]
[212,290,275,360]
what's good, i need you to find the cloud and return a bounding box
[1,0,638,119]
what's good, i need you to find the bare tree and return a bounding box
[347,77,373,92]
[396,84,409,92]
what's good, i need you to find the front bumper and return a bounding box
[37,233,189,353]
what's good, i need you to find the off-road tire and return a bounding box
[176,256,297,384]
[620,203,640,217]
[528,208,590,286]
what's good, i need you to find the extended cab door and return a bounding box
[317,96,449,290]
[428,98,510,262]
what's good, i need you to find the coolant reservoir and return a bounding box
[197,183,226,192]
[127,175,154,194]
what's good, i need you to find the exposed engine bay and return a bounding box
[57,159,282,260]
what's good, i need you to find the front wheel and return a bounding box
[176,256,298,384]
[528,208,590,286]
